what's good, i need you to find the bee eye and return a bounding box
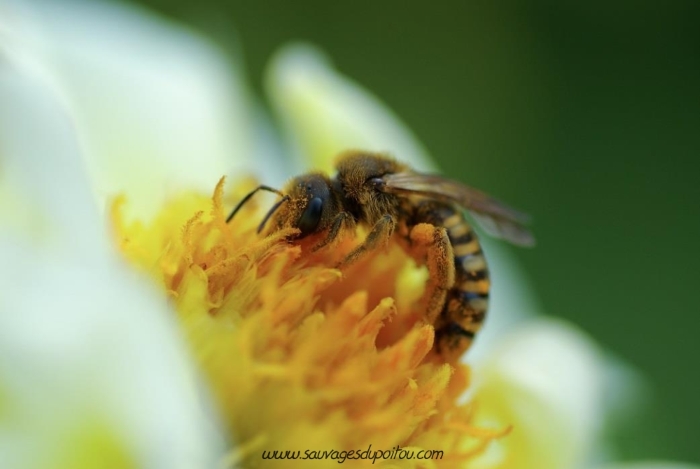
[297,197,323,237]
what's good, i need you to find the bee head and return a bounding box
[265,173,334,239]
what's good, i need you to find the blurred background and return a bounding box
[111,0,700,463]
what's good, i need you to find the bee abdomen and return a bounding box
[423,204,490,356]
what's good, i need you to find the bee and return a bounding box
[226,151,533,360]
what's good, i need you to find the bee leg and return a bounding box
[338,215,395,268]
[409,224,455,324]
[311,212,354,252]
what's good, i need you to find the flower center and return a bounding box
[110,178,509,467]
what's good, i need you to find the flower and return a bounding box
[1,1,696,468]
[111,176,515,468]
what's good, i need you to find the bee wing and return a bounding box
[382,172,535,247]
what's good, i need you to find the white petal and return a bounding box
[470,319,605,469]
[0,244,223,469]
[465,240,543,364]
[0,52,104,253]
[266,43,434,173]
[0,55,222,468]
[247,103,295,187]
[2,0,255,219]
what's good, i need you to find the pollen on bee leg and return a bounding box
[408,223,434,248]
[409,223,455,323]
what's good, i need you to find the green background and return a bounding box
[134,0,699,462]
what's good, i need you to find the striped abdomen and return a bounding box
[413,202,490,357]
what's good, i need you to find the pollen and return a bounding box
[110,178,508,468]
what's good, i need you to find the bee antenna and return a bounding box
[257,195,290,233]
[226,185,285,224]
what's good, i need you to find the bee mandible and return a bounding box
[226,151,534,361]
